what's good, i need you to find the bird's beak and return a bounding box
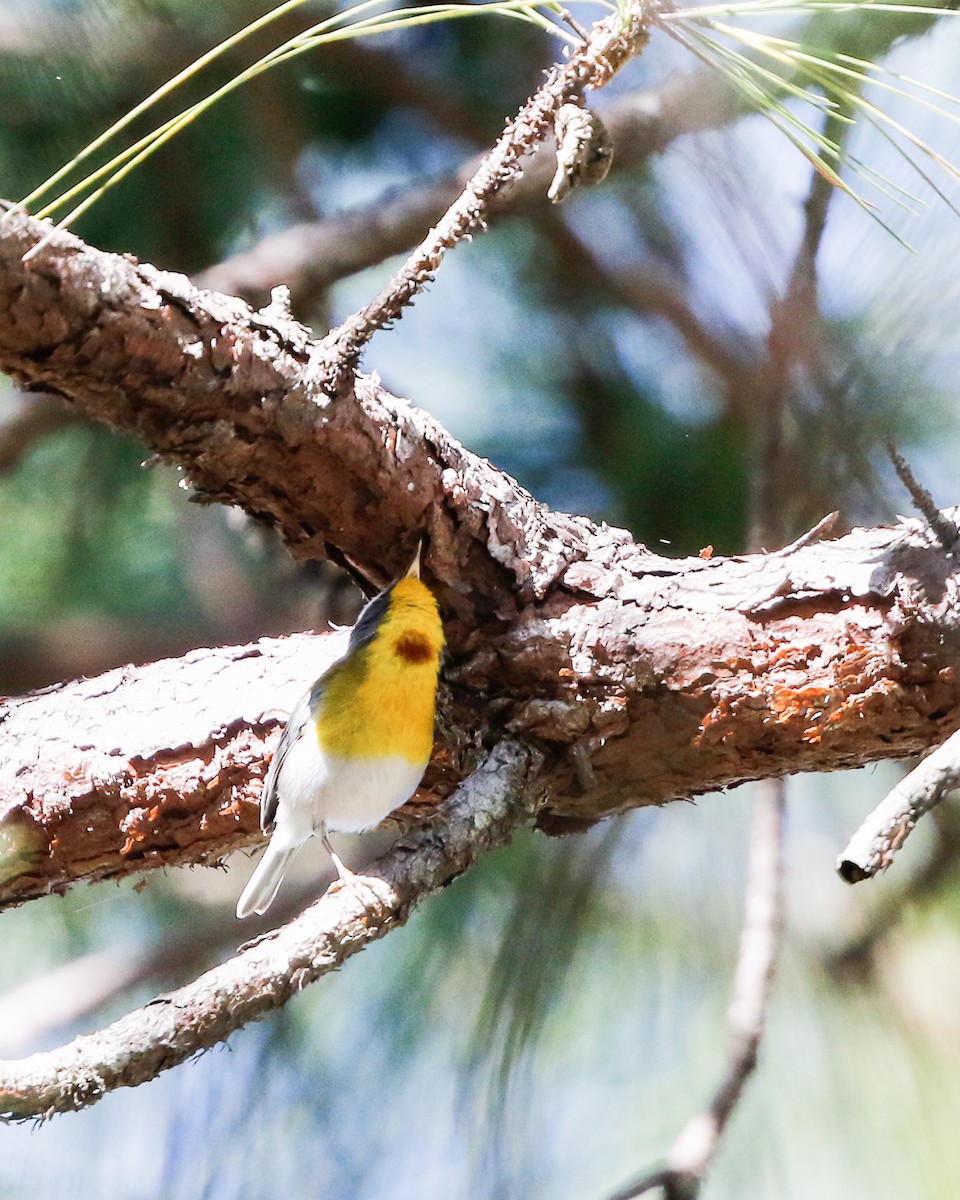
[404,538,423,579]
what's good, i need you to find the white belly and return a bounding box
[272,737,427,846]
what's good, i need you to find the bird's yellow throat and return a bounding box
[316,576,444,764]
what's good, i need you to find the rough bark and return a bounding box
[3,211,960,911]
[2,100,960,1129]
[0,208,547,610]
[3,505,960,906]
[0,635,335,905]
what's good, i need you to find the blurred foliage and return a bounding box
[2,1,960,1198]
[0,426,191,623]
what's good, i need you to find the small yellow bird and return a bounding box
[236,543,444,919]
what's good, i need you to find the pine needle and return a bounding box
[657,0,960,234]
[23,0,596,227]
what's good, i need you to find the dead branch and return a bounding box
[825,802,960,981]
[195,5,945,313]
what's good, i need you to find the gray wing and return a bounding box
[261,612,380,832]
[260,682,322,833]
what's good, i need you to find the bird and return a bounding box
[236,541,444,919]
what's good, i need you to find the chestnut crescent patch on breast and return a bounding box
[394,631,434,663]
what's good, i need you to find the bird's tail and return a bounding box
[236,842,301,919]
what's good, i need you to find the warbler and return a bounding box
[236,543,444,919]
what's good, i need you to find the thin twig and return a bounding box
[837,728,960,883]
[749,101,852,549]
[885,439,959,551]
[559,7,591,42]
[607,128,823,1194]
[195,65,749,308]
[608,780,786,1200]
[317,5,651,386]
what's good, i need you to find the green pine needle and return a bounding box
[658,0,960,236]
[22,0,603,227]
[18,0,960,243]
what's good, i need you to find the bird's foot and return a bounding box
[323,834,394,910]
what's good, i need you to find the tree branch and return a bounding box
[825,801,960,982]
[886,439,959,551]
[0,204,580,614]
[196,3,955,311]
[4,508,960,903]
[2,0,958,1137]
[0,741,540,1122]
[316,6,652,382]
[4,213,960,891]
[0,633,334,905]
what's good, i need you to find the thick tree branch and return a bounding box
[0,633,336,905]
[0,205,581,616]
[0,742,540,1122]
[2,0,958,1136]
[4,509,960,904]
